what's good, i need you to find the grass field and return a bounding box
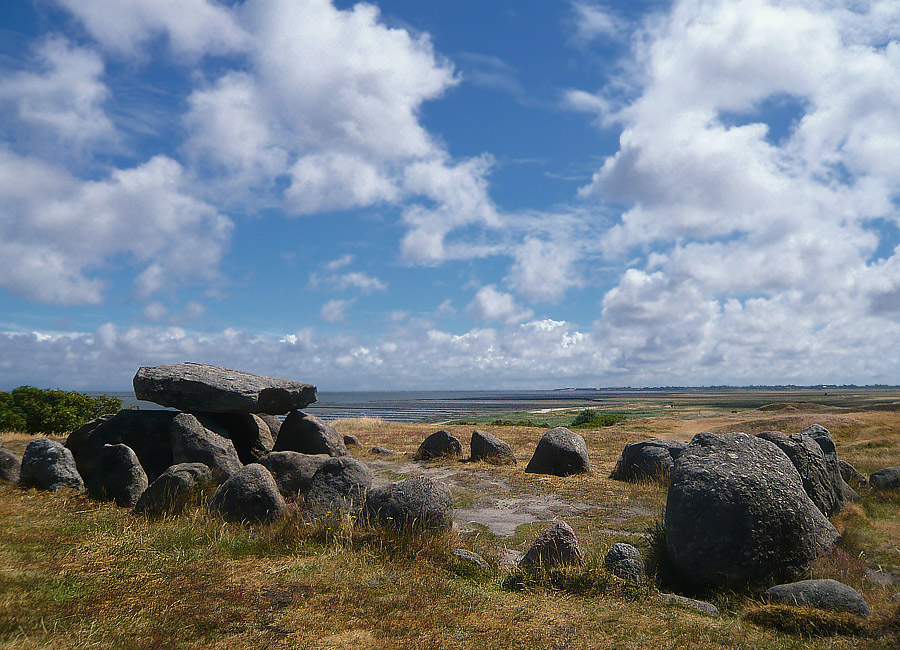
[2,390,900,649]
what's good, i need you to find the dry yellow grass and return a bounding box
[1,393,900,648]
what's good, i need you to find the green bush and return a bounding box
[0,386,122,434]
[569,409,626,428]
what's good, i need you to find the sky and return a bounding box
[2,0,900,391]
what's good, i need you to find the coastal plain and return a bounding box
[2,388,900,649]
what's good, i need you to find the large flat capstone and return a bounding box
[133,363,317,414]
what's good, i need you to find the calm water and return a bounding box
[92,389,610,423]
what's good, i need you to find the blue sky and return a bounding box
[2,0,900,391]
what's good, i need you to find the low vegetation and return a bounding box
[0,386,121,434]
[2,390,900,649]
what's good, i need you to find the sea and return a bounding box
[93,389,615,423]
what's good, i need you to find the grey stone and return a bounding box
[765,579,872,618]
[208,463,285,523]
[839,459,868,487]
[85,443,148,507]
[605,542,642,566]
[870,467,900,490]
[659,593,719,617]
[414,430,463,461]
[69,410,177,483]
[524,427,590,477]
[343,434,361,447]
[609,438,686,483]
[519,521,585,570]
[0,448,21,482]
[273,411,347,457]
[756,431,843,517]
[257,451,330,497]
[257,414,282,441]
[604,543,645,583]
[802,424,852,508]
[170,413,242,482]
[365,475,453,531]
[665,432,840,589]
[470,429,516,465]
[452,549,491,572]
[134,462,212,517]
[20,438,84,491]
[194,412,274,464]
[65,413,114,457]
[305,456,372,514]
[134,362,316,414]
[370,446,394,455]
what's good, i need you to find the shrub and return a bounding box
[489,419,550,428]
[0,386,122,434]
[569,409,626,428]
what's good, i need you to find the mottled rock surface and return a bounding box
[524,427,590,476]
[520,521,585,570]
[414,430,463,461]
[365,476,453,530]
[208,463,285,523]
[665,432,840,589]
[659,593,720,617]
[470,429,516,465]
[609,438,685,482]
[870,467,900,490]
[85,443,148,507]
[273,411,347,457]
[20,438,83,491]
[195,412,274,464]
[839,459,868,487]
[134,362,316,414]
[756,431,843,516]
[170,413,242,481]
[134,462,212,517]
[305,457,372,514]
[0,448,21,483]
[257,451,330,497]
[765,579,872,617]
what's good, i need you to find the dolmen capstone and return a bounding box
[20,438,84,491]
[470,429,516,465]
[414,430,463,461]
[519,521,584,570]
[134,362,316,414]
[524,427,590,476]
[609,438,685,483]
[365,476,453,531]
[665,432,840,589]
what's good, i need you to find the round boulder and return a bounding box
[665,432,840,589]
[273,411,347,457]
[524,427,590,477]
[170,413,242,482]
[257,451,330,497]
[0,448,22,483]
[414,430,463,461]
[208,463,285,523]
[870,467,900,490]
[519,521,585,570]
[305,456,372,514]
[609,439,685,483]
[134,462,213,517]
[20,438,84,491]
[85,443,148,507]
[365,476,453,531]
[765,579,872,618]
[604,543,645,583]
[470,429,516,465]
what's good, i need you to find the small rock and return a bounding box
[370,446,394,455]
[343,434,361,447]
[169,413,242,481]
[659,592,719,617]
[133,362,317,414]
[85,443,148,507]
[414,430,463,461]
[765,579,872,618]
[604,543,645,583]
[519,521,585,570]
[257,451,330,497]
[20,438,84,491]
[273,411,347,457]
[470,429,516,465]
[609,439,685,482]
[134,462,212,517]
[0,448,22,482]
[305,456,372,514]
[524,427,590,477]
[208,463,285,523]
[839,459,868,487]
[870,467,900,490]
[365,475,453,531]
[452,549,491,572]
